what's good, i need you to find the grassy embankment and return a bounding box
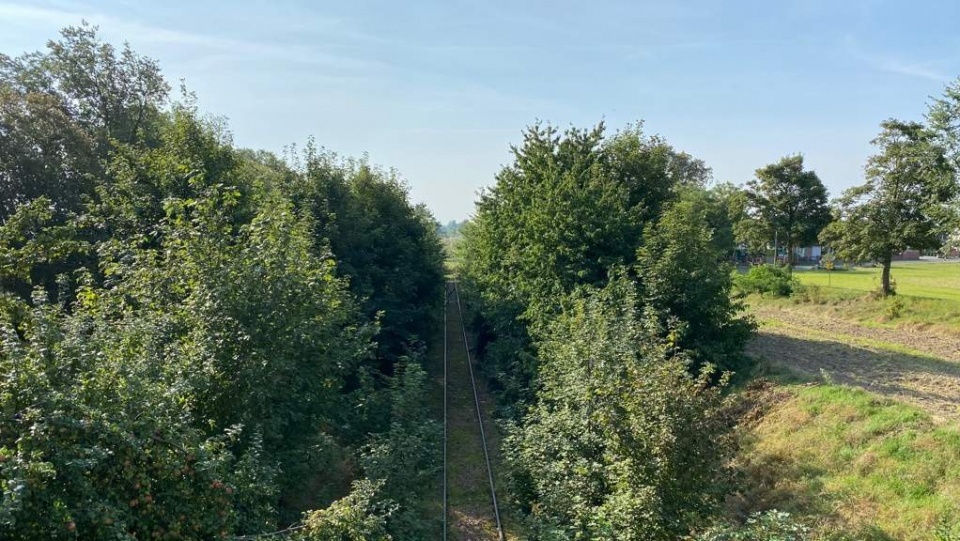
[733,378,960,539]
[733,262,960,539]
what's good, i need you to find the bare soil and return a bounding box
[749,304,960,421]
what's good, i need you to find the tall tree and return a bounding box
[277,144,445,367]
[0,23,169,149]
[820,119,956,295]
[746,155,831,266]
[0,87,98,221]
[636,193,753,372]
[926,77,960,235]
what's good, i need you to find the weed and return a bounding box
[882,297,905,320]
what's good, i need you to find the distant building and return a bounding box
[892,249,920,261]
[793,245,821,263]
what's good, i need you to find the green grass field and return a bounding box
[738,261,960,537]
[748,262,960,331]
[793,262,960,301]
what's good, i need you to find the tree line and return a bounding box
[458,122,753,538]
[0,25,443,539]
[5,22,960,541]
[720,94,960,297]
[457,82,960,537]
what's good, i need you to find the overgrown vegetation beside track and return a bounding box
[459,122,754,538]
[0,26,443,540]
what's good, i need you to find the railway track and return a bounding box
[443,281,505,541]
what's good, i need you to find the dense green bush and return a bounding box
[735,265,797,297]
[790,283,823,304]
[461,122,750,412]
[637,196,754,373]
[359,359,441,538]
[294,481,394,541]
[0,24,445,539]
[503,277,734,540]
[276,145,445,367]
[0,293,265,540]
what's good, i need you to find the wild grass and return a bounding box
[732,381,960,540]
[738,271,960,539]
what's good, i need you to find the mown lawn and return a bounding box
[746,262,960,331]
[793,262,960,302]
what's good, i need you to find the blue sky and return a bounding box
[4,0,960,222]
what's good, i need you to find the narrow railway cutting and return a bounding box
[442,282,506,541]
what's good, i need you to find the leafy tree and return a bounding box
[821,120,956,295]
[0,23,169,149]
[676,184,744,260]
[503,276,732,540]
[279,144,444,368]
[460,122,707,409]
[605,123,709,225]
[0,24,447,540]
[926,77,960,236]
[928,77,960,171]
[0,23,177,302]
[745,155,830,267]
[707,182,769,262]
[636,195,754,373]
[0,22,170,226]
[465,123,628,320]
[0,87,97,221]
[95,104,247,248]
[463,122,702,325]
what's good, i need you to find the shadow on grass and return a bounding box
[748,331,960,421]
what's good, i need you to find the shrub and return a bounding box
[736,265,797,297]
[294,480,394,541]
[883,296,906,320]
[791,283,822,304]
[503,277,733,540]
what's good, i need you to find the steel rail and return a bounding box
[443,283,449,541]
[453,282,505,541]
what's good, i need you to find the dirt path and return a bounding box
[749,305,960,421]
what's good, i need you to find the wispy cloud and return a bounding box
[871,58,946,82]
[0,2,379,72]
[843,35,948,82]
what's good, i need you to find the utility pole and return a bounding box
[772,230,778,265]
